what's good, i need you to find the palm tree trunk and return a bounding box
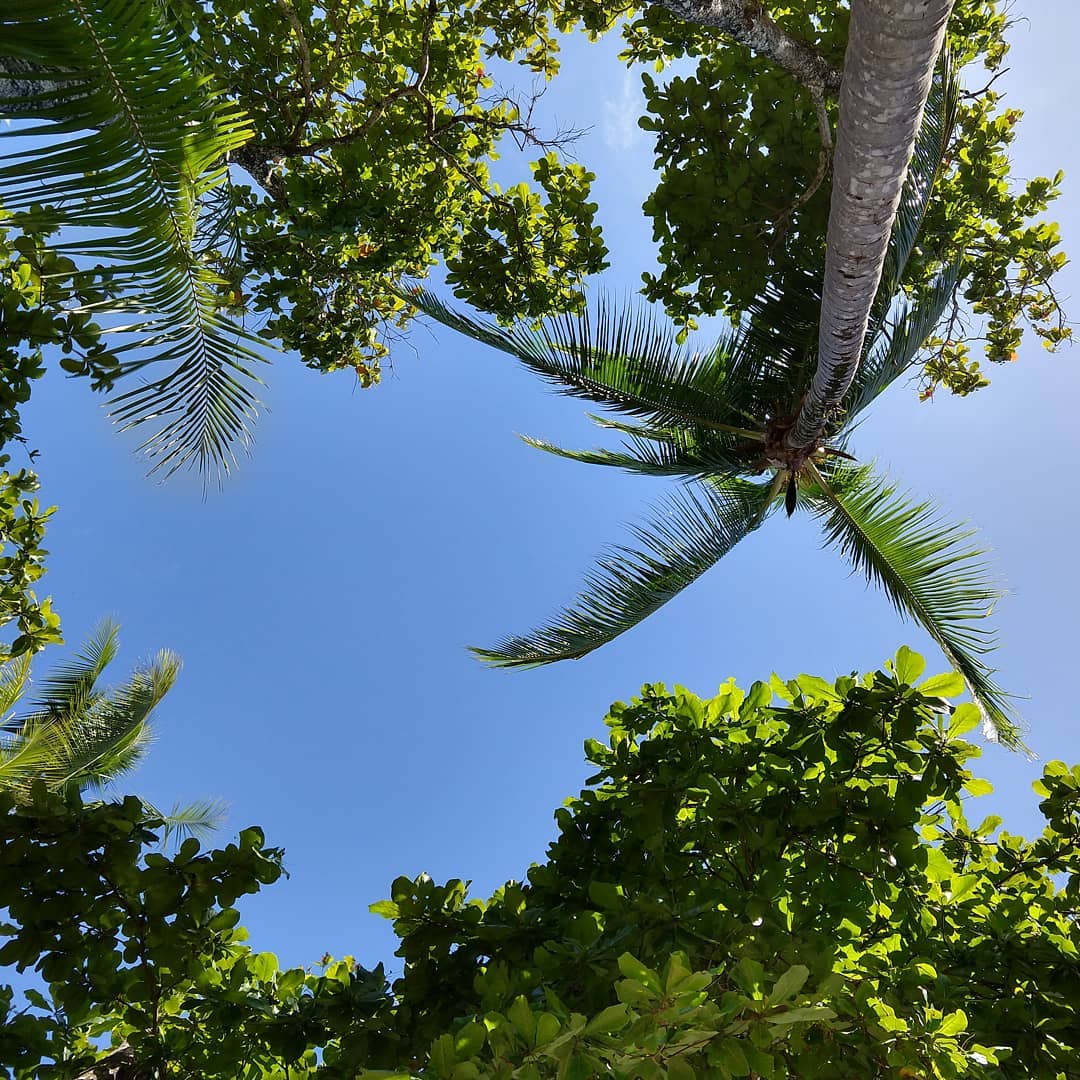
[0,57,79,111]
[787,0,954,449]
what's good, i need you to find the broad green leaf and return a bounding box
[248,952,278,981]
[585,1003,630,1035]
[618,953,662,993]
[922,847,954,883]
[938,1010,967,1036]
[892,646,926,684]
[766,1005,836,1025]
[917,672,965,698]
[766,965,809,1005]
[454,1021,486,1059]
[666,1057,696,1080]
[588,880,624,910]
[711,1039,750,1077]
[948,704,982,739]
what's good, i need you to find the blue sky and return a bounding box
[17,4,1080,972]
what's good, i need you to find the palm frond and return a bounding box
[405,286,765,433]
[141,796,229,845]
[845,260,960,418]
[474,478,776,667]
[0,653,31,729]
[804,462,1022,749]
[521,427,757,483]
[19,619,119,725]
[51,648,180,791]
[0,0,268,480]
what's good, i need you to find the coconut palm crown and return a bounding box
[407,68,1022,750]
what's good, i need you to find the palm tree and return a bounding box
[0,0,266,481]
[405,65,1023,751]
[0,621,225,840]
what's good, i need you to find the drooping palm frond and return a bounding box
[844,260,960,419]
[474,477,776,667]
[803,462,1021,749]
[521,425,758,483]
[406,287,761,434]
[0,0,268,480]
[0,622,185,798]
[49,648,180,793]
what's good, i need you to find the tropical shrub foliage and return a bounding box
[3,652,1077,1077]
[0,213,120,654]
[620,0,1070,395]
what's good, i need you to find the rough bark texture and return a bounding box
[0,57,78,109]
[653,0,842,92]
[788,0,954,449]
[74,1045,147,1080]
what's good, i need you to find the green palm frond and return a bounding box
[804,462,1021,749]
[474,477,775,667]
[0,653,31,724]
[521,426,758,483]
[19,619,120,725]
[0,625,182,798]
[50,648,180,792]
[141,796,229,845]
[845,261,960,418]
[406,287,762,433]
[0,0,267,480]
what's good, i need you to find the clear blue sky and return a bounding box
[17,4,1079,972]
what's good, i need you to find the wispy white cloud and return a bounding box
[602,70,644,152]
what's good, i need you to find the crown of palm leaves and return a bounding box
[403,63,1023,750]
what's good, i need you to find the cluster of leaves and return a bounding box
[600,0,1069,396]
[0,210,123,654]
[164,0,609,383]
[2,653,1078,1077]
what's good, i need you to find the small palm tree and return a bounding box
[407,69,1023,750]
[0,621,225,840]
[0,0,265,480]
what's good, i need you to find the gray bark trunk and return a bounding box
[652,0,842,92]
[787,0,954,449]
[0,56,83,112]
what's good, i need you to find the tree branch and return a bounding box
[650,0,842,93]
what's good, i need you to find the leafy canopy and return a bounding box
[612,0,1070,396]
[2,651,1078,1078]
[147,0,1067,402]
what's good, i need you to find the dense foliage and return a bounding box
[171,0,1068,397]
[1,0,1067,485]
[0,212,122,653]
[166,0,610,385]
[3,652,1077,1077]
[614,0,1069,395]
